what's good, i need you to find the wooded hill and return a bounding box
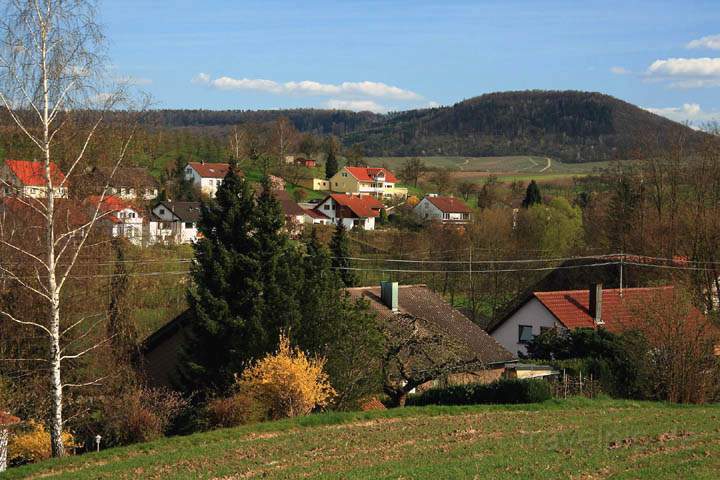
[133,91,709,163]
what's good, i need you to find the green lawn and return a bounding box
[9,398,720,479]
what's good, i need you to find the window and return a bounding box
[518,325,534,344]
[159,208,165,215]
[323,204,330,210]
[335,182,338,187]
[185,222,193,228]
[341,172,348,177]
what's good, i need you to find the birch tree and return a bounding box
[0,0,141,457]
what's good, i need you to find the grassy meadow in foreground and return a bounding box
[7,398,720,479]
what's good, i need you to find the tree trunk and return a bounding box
[0,428,8,472]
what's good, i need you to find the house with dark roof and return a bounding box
[329,166,408,199]
[414,194,472,224]
[79,166,159,201]
[0,160,68,199]
[184,162,243,198]
[489,284,698,356]
[141,282,515,390]
[147,201,202,244]
[314,193,383,230]
[347,283,515,398]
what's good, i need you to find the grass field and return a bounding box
[366,156,615,184]
[9,398,720,479]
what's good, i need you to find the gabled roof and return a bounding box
[273,189,306,217]
[87,195,140,223]
[4,160,66,186]
[423,195,472,214]
[320,194,383,218]
[92,166,158,189]
[532,286,677,333]
[344,166,398,183]
[156,201,202,223]
[347,284,514,364]
[304,208,329,219]
[186,162,238,179]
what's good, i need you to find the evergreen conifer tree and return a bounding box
[522,180,542,208]
[330,223,356,287]
[179,168,296,393]
[325,149,339,179]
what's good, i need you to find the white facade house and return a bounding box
[314,194,382,231]
[490,297,562,357]
[89,196,144,246]
[83,166,159,201]
[414,195,471,224]
[0,160,68,199]
[184,162,232,198]
[146,201,201,245]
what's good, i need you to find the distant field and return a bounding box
[10,398,720,479]
[366,156,615,183]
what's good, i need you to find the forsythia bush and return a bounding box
[8,421,76,466]
[236,334,335,420]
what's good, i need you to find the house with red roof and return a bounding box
[414,194,472,224]
[0,160,68,199]
[87,195,144,245]
[488,284,708,356]
[184,162,243,198]
[313,193,383,230]
[329,166,408,200]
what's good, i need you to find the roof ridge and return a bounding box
[534,285,674,295]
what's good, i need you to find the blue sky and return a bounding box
[103,0,720,124]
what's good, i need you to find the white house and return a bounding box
[313,193,382,230]
[488,285,681,357]
[88,195,144,246]
[147,201,201,245]
[0,160,68,199]
[414,194,471,224]
[184,162,237,198]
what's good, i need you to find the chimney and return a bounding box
[380,281,399,312]
[589,283,603,325]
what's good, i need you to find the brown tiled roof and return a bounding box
[274,189,305,217]
[95,166,158,189]
[345,166,398,183]
[304,208,329,219]
[187,162,239,179]
[347,284,514,364]
[157,201,202,222]
[0,411,20,425]
[533,286,687,333]
[425,195,472,214]
[320,194,383,219]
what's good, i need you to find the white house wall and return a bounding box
[491,298,564,356]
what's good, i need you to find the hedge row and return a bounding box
[406,378,552,407]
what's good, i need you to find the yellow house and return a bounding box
[298,178,330,191]
[329,166,408,199]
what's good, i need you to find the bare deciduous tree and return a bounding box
[0,0,142,457]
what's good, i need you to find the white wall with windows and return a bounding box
[491,298,564,356]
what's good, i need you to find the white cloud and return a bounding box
[610,66,629,75]
[325,99,387,113]
[646,57,720,88]
[192,74,422,100]
[687,34,720,50]
[644,103,720,126]
[191,72,210,85]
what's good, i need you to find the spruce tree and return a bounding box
[179,168,283,393]
[330,222,356,287]
[522,180,542,208]
[325,148,339,179]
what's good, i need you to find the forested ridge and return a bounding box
[111,91,709,163]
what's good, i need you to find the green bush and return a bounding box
[406,378,551,407]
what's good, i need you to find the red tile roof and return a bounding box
[533,286,679,333]
[425,195,472,214]
[322,194,383,218]
[187,162,241,179]
[345,166,398,183]
[87,195,139,223]
[4,159,66,186]
[304,208,329,219]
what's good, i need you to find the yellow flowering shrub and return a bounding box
[236,334,335,420]
[8,421,77,466]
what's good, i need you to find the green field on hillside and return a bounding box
[9,398,720,479]
[365,156,615,182]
